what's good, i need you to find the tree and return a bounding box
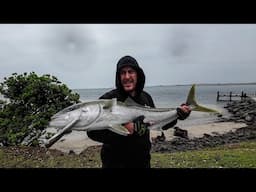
[0,72,80,146]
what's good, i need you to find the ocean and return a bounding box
[1,84,255,128]
[74,84,256,107]
[74,84,256,127]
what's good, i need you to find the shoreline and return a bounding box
[150,122,247,141]
[49,97,256,154]
[50,119,251,155]
[151,97,256,152]
[49,130,102,154]
[49,111,228,154]
[72,83,256,90]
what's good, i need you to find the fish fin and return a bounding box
[186,84,221,114]
[148,117,176,131]
[112,98,117,106]
[124,96,143,107]
[110,98,117,112]
[109,124,130,136]
[44,117,79,148]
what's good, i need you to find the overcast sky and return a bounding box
[0,24,256,89]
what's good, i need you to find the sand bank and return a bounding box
[150,121,246,141]
[49,121,246,154]
[49,131,101,154]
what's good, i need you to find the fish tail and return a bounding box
[186,84,220,113]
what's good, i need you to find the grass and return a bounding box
[1,141,256,168]
[0,146,102,168]
[151,141,256,168]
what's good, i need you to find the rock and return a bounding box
[236,119,246,123]
[234,111,242,117]
[151,124,256,153]
[217,114,223,117]
[156,132,166,142]
[211,132,220,136]
[158,146,168,152]
[151,98,256,153]
[203,133,211,138]
[151,132,166,143]
[246,121,254,125]
[232,108,240,113]
[68,150,75,155]
[173,127,188,139]
[249,111,256,115]
[245,115,254,122]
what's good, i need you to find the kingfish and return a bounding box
[41,84,219,147]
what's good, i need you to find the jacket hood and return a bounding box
[115,56,145,96]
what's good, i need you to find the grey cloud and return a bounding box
[43,24,99,72]
[0,24,256,89]
[169,28,191,57]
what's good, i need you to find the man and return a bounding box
[87,56,191,168]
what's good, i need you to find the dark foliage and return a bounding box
[0,72,80,146]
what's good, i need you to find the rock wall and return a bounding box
[151,97,256,153]
[223,98,256,125]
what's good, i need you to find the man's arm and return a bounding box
[161,119,178,130]
[161,104,191,130]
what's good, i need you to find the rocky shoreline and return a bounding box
[151,97,256,153]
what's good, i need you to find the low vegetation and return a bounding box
[1,141,256,168]
[151,140,256,168]
[0,72,80,146]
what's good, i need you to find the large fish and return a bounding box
[40,84,219,148]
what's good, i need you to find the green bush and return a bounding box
[0,72,80,146]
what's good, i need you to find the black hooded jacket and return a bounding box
[87,56,177,168]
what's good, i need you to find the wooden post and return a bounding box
[241,91,244,100]
[217,91,220,101]
[229,92,232,101]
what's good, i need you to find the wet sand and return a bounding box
[50,120,246,154]
[49,131,102,154]
[150,121,247,141]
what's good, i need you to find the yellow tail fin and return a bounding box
[186,84,220,113]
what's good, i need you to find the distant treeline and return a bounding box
[147,83,256,88]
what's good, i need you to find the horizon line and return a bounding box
[72,82,256,90]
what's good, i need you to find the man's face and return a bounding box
[120,66,137,94]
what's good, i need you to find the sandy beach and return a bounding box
[49,130,102,154]
[50,120,246,154]
[150,121,246,141]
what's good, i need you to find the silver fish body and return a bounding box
[49,98,178,133]
[41,84,219,147]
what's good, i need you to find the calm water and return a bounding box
[74,84,256,127]
[74,84,256,108]
[1,84,255,127]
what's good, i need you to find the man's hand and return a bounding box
[124,115,149,136]
[124,122,135,134]
[176,104,191,120]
